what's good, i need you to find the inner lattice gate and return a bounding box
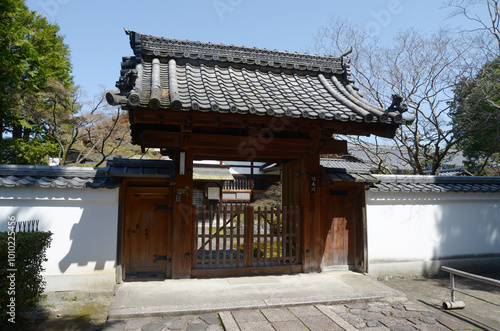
[194,203,301,269]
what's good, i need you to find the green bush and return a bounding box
[0,231,52,329]
[0,138,58,165]
[234,242,283,258]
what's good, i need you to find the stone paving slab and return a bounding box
[260,307,297,322]
[231,309,268,324]
[105,313,224,331]
[299,315,343,330]
[103,300,478,331]
[218,301,476,331]
[238,321,275,331]
[288,305,324,318]
[316,305,357,331]
[271,320,309,331]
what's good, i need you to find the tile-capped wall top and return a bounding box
[0,165,115,189]
[370,175,500,193]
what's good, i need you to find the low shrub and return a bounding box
[0,231,52,329]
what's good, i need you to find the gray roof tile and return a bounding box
[193,166,234,182]
[0,165,115,189]
[105,158,175,178]
[106,31,413,126]
[320,157,378,183]
[320,158,373,173]
[370,175,500,193]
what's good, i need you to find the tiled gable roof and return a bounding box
[106,30,413,127]
[0,165,116,189]
[105,158,233,181]
[371,175,500,193]
[320,157,378,183]
[320,157,373,173]
[192,165,234,182]
[105,158,174,178]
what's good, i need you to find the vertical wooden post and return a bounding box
[359,185,368,273]
[244,206,254,267]
[116,183,125,284]
[201,207,206,268]
[236,204,242,267]
[208,206,214,267]
[300,153,322,273]
[172,149,194,279]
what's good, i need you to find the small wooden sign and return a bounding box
[310,174,317,193]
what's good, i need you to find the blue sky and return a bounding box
[25,0,471,99]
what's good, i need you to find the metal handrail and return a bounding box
[441,266,500,309]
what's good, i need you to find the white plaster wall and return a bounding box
[0,187,119,292]
[366,191,500,277]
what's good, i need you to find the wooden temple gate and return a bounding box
[193,203,301,276]
[107,30,410,280]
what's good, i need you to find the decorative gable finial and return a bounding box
[387,94,408,113]
[340,46,353,57]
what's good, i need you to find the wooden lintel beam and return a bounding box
[132,109,400,138]
[190,147,303,162]
[141,130,347,155]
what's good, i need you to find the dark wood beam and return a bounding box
[140,131,347,155]
[190,147,304,162]
[130,108,399,138]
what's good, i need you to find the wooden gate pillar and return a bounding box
[172,149,194,278]
[300,153,322,273]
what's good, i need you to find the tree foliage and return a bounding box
[64,90,165,167]
[0,1,152,166]
[313,0,500,176]
[445,0,500,175]
[314,20,476,174]
[251,181,282,208]
[0,0,73,163]
[450,57,500,174]
[0,138,58,165]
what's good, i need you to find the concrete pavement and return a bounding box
[107,271,404,319]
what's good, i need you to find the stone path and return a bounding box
[103,300,476,331]
[104,313,223,331]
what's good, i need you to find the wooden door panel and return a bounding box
[125,191,171,274]
[323,188,360,267]
[333,214,347,265]
[146,197,169,270]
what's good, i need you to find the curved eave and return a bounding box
[107,60,413,128]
